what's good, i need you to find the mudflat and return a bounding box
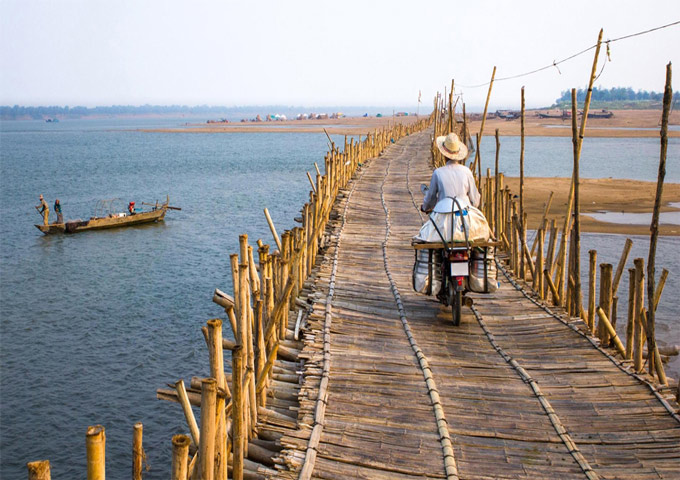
[504,177,680,236]
[468,109,679,138]
[142,109,678,137]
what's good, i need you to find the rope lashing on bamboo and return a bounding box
[380,152,459,480]
[297,157,369,480]
[469,303,599,480]
[497,260,680,423]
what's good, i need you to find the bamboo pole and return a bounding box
[171,435,190,480]
[625,269,636,359]
[174,380,200,446]
[536,228,544,298]
[519,87,526,279]
[647,62,672,379]
[198,378,217,480]
[132,422,143,480]
[570,88,582,318]
[231,346,244,480]
[263,208,282,253]
[633,258,645,372]
[544,269,559,305]
[545,220,557,285]
[596,307,626,358]
[306,171,317,194]
[86,425,105,480]
[587,250,597,333]
[207,319,227,480]
[472,66,496,183]
[27,461,50,480]
[612,239,633,296]
[493,129,500,237]
[533,192,554,257]
[598,264,613,344]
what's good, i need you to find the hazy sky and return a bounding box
[1,0,678,110]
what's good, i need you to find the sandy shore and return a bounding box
[504,177,680,236]
[141,115,424,136]
[141,109,678,137]
[469,109,679,138]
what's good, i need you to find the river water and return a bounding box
[0,119,678,478]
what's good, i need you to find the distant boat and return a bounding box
[588,109,614,119]
[36,197,179,235]
[45,118,59,123]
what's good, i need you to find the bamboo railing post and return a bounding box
[625,268,636,359]
[198,378,217,480]
[598,264,613,344]
[207,319,227,480]
[231,346,244,480]
[472,66,496,183]
[27,461,50,480]
[633,258,645,372]
[519,86,526,280]
[647,62,672,378]
[587,250,597,333]
[171,435,191,480]
[132,422,143,480]
[494,129,500,237]
[570,88,582,318]
[263,208,282,253]
[174,380,200,446]
[545,219,557,283]
[536,228,544,298]
[86,425,105,480]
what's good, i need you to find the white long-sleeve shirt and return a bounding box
[422,161,480,211]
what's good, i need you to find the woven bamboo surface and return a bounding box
[265,129,680,479]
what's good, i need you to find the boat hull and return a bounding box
[36,208,167,235]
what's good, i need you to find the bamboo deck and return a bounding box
[263,129,680,479]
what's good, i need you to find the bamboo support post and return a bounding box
[544,269,559,305]
[86,425,105,480]
[232,346,244,480]
[27,461,50,480]
[306,171,317,194]
[536,228,544,298]
[570,88,582,319]
[633,258,645,372]
[174,380,200,446]
[207,319,228,479]
[494,129,501,237]
[596,307,626,358]
[647,62,672,379]
[263,208,282,253]
[598,264,613,344]
[132,422,143,480]
[532,192,554,257]
[198,378,217,480]
[519,87,526,279]
[472,66,496,182]
[587,250,597,333]
[625,269,636,359]
[171,435,191,480]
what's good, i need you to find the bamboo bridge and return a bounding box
[148,114,680,480]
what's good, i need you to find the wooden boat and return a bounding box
[36,197,178,235]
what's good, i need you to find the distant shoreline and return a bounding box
[137,109,679,138]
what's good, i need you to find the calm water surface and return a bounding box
[0,120,678,478]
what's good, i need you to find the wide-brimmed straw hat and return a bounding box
[435,132,468,161]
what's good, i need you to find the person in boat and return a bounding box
[128,201,136,215]
[421,132,480,213]
[54,199,63,224]
[35,194,49,225]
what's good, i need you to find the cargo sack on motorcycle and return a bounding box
[414,205,490,244]
[467,247,498,293]
[412,249,442,295]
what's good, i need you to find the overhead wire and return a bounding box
[456,20,679,89]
